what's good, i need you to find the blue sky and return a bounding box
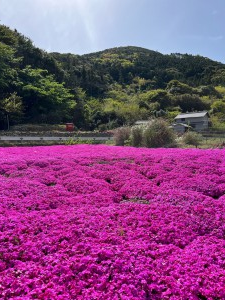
[0,0,225,62]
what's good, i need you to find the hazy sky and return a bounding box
[0,0,225,62]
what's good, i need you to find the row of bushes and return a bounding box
[114,119,202,148]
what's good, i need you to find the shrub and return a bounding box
[113,127,131,146]
[131,126,143,147]
[143,119,176,148]
[114,120,176,148]
[183,131,202,148]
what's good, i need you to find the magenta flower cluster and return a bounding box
[0,145,225,299]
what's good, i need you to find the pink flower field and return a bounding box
[1,145,225,300]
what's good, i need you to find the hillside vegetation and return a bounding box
[1,23,225,130]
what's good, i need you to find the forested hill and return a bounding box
[51,46,224,97]
[1,23,225,130]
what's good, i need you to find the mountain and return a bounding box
[51,46,224,98]
[1,23,225,130]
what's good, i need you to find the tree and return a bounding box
[211,69,225,86]
[215,86,225,98]
[196,85,221,98]
[0,42,18,96]
[166,80,194,95]
[19,66,75,123]
[211,100,225,114]
[211,100,225,122]
[141,89,171,109]
[72,88,90,129]
[103,98,124,125]
[1,92,24,125]
[173,94,209,112]
[0,25,17,46]
[117,102,143,125]
[0,108,8,130]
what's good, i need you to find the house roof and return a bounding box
[175,111,208,120]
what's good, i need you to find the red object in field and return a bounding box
[65,123,75,131]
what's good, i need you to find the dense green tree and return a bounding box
[211,69,225,86]
[166,80,194,95]
[173,94,210,112]
[211,100,225,114]
[0,25,18,46]
[1,92,24,124]
[196,85,221,97]
[215,86,225,98]
[18,66,75,123]
[141,89,172,109]
[72,88,90,129]
[0,42,18,96]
